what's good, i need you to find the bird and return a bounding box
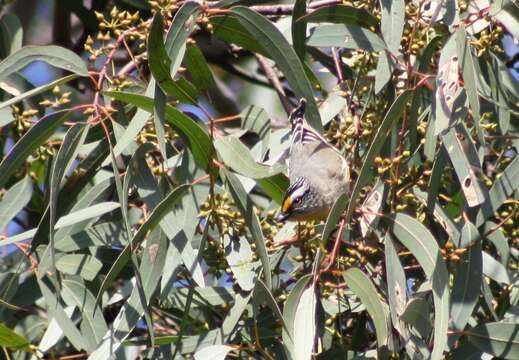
[277,98,350,222]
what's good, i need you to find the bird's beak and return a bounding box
[277,212,289,222]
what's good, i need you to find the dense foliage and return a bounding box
[0,0,518,359]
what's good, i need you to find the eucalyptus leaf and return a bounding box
[0,175,32,230]
[214,136,284,179]
[231,6,322,131]
[293,283,318,360]
[308,24,387,51]
[0,110,72,188]
[466,322,519,359]
[344,267,389,348]
[56,255,103,281]
[0,45,88,79]
[391,213,450,360]
[104,90,213,171]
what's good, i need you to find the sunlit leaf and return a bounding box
[0,45,88,79]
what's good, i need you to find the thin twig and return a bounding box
[255,54,291,114]
[323,218,347,273]
[331,47,344,83]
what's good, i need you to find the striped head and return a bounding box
[278,177,311,222]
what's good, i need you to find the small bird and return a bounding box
[277,98,350,222]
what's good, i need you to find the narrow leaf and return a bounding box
[0,45,88,79]
[298,4,377,28]
[223,170,272,289]
[308,24,387,51]
[0,110,72,188]
[0,322,31,351]
[344,267,389,347]
[391,213,450,360]
[0,74,77,110]
[293,283,318,360]
[56,255,103,281]
[194,345,234,360]
[105,91,213,171]
[0,175,32,230]
[450,242,483,330]
[466,322,519,359]
[231,6,322,131]
[214,136,284,179]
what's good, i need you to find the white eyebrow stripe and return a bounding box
[288,178,308,200]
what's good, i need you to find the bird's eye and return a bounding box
[294,197,301,205]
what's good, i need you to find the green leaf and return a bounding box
[252,279,288,334]
[185,43,216,91]
[61,277,108,350]
[432,35,463,136]
[54,202,120,229]
[293,283,318,360]
[380,0,405,54]
[110,82,154,159]
[210,15,267,56]
[478,154,519,226]
[257,173,289,205]
[161,286,235,309]
[53,176,115,244]
[0,74,78,110]
[94,184,189,308]
[459,221,479,248]
[483,222,510,265]
[0,45,88,79]
[307,24,387,52]
[413,187,461,245]
[105,91,213,171]
[374,51,393,94]
[0,14,22,56]
[153,84,168,160]
[298,4,377,28]
[282,274,312,358]
[134,150,207,287]
[0,322,31,351]
[482,251,511,284]
[450,242,482,331]
[0,110,72,188]
[223,234,257,291]
[221,290,253,337]
[456,25,484,145]
[384,232,408,336]
[344,267,389,348]
[239,105,271,156]
[49,123,89,278]
[89,229,168,360]
[292,0,307,60]
[55,254,103,281]
[214,136,284,178]
[194,345,235,360]
[37,275,86,350]
[441,123,487,207]
[223,170,272,290]
[345,91,412,221]
[164,1,201,76]
[137,150,207,287]
[0,175,32,230]
[391,213,450,360]
[401,297,432,339]
[148,14,198,104]
[231,6,322,131]
[319,92,348,125]
[466,322,519,359]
